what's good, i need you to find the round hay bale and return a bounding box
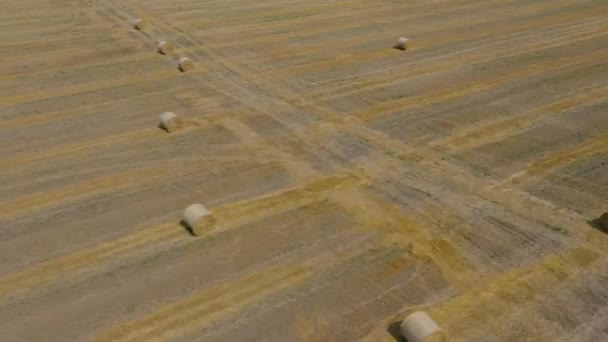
[183,203,216,236]
[599,212,608,228]
[178,57,194,72]
[131,18,144,30]
[396,37,409,50]
[158,41,174,55]
[159,112,183,133]
[400,311,446,342]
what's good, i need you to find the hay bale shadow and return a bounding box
[179,219,197,237]
[387,321,407,342]
[157,122,171,133]
[588,218,608,234]
[393,45,406,51]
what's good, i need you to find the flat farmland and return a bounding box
[1,0,608,341]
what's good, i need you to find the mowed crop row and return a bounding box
[1,0,607,341]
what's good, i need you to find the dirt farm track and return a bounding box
[1,0,608,341]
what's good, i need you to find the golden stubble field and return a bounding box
[1,0,608,340]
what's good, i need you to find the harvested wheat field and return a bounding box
[1,0,608,341]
